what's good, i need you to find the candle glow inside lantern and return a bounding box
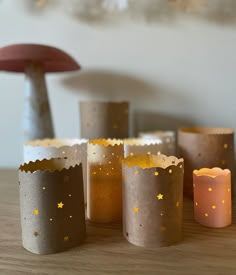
[138,130,176,156]
[122,154,184,248]
[87,139,124,223]
[178,127,234,198]
[193,168,232,228]
[124,138,162,157]
[24,138,88,203]
[19,158,86,255]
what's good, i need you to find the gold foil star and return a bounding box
[34,231,39,237]
[133,207,139,213]
[33,209,39,215]
[58,202,64,208]
[157,193,164,200]
[64,236,69,241]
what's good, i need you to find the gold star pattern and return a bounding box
[154,171,159,176]
[176,201,180,207]
[134,170,139,175]
[34,231,39,237]
[33,209,39,215]
[58,202,64,208]
[208,187,212,192]
[64,236,69,241]
[157,193,164,200]
[133,207,139,213]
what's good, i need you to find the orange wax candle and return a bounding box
[193,168,232,228]
[87,139,124,223]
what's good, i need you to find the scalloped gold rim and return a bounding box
[122,154,183,169]
[25,138,88,148]
[19,158,82,174]
[193,167,231,178]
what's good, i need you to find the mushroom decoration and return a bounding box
[0,44,80,141]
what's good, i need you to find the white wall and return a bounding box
[1,0,236,167]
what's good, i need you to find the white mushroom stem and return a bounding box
[24,62,54,142]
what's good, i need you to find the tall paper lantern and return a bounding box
[124,138,162,157]
[19,158,86,255]
[178,127,234,197]
[80,101,129,139]
[87,139,124,223]
[193,168,232,228]
[122,154,184,248]
[138,130,176,156]
[24,139,88,203]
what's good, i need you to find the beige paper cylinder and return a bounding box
[19,158,85,255]
[124,138,162,157]
[122,154,184,248]
[87,139,124,223]
[193,168,232,228]
[138,130,176,156]
[24,138,88,203]
[80,101,129,139]
[178,127,234,198]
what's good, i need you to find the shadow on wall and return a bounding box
[134,111,195,136]
[61,69,195,136]
[61,69,157,101]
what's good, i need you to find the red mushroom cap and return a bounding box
[0,44,80,73]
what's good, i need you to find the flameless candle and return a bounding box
[193,168,232,228]
[87,139,124,223]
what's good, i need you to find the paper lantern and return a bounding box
[87,139,124,223]
[123,138,162,157]
[122,154,184,248]
[80,101,129,139]
[193,168,232,228]
[178,127,234,197]
[24,138,88,203]
[138,130,176,156]
[18,158,85,255]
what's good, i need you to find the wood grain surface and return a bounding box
[1,169,236,275]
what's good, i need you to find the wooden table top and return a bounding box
[1,168,236,275]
